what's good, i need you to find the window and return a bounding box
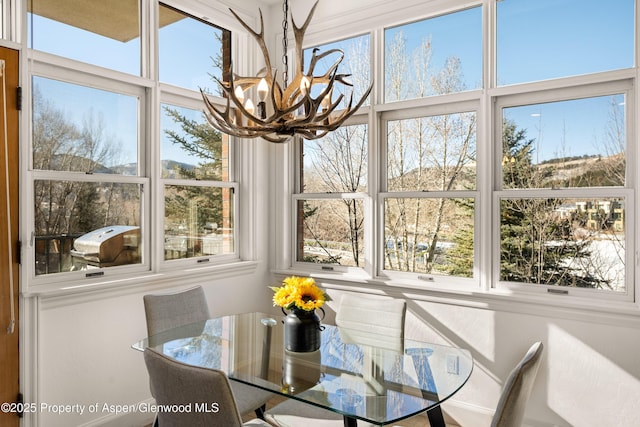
[294,35,371,270]
[499,197,626,290]
[304,35,371,108]
[382,109,477,279]
[160,103,235,261]
[158,3,230,92]
[32,77,139,173]
[31,76,144,276]
[497,90,629,293]
[28,0,141,75]
[0,0,7,39]
[296,123,368,268]
[158,6,236,262]
[288,1,637,303]
[496,0,634,85]
[26,2,236,287]
[384,7,482,102]
[500,95,626,190]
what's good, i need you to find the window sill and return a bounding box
[272,268,640,327]
[24,260,259,301]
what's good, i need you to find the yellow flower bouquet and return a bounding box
[271,276,331,312]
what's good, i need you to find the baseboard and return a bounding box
[77,398,156,427]
[442,399,566,427]
[442,398,494,427]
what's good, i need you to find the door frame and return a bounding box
[0,45,20,427]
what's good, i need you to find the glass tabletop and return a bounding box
[133,312,473,426]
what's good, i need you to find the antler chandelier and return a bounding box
[201,0,372,144]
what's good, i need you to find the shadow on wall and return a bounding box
[403,297,640,427]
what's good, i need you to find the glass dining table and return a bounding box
[132,311,473,427]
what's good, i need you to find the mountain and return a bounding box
[109,160,196,176]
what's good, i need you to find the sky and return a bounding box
[29,0,635,167]
[31,75,139,166]
[29,11,220,167]
[504,95,625,163]
[497,0,633,85]
[385,6,483,92]
[497,0,633,162]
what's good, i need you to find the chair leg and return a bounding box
[254,404,266,420]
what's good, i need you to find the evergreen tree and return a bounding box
[163,106,223,178]
[163,106,224,235]
[499,119,605,288]
[442,198,474,277]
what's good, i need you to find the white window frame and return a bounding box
[157,90,240,269]
[25,64,151,287]
[492,79,636,303]
[280,0,639,310]
[291,114,372,277]
[377,99,481,289]
[22,0,250,293]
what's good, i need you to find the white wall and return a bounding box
[32,272,276,427]
[403,298,640,427]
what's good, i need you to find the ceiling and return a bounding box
[29,0,185,42]
[29,0,295,43]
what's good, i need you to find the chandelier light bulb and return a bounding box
[234,86,244,104]
[245,98,255,115]
[257,78,269,119]
[321,89,332,110]
[257,78,269,101]
[300,76,311,96]
[201,0,373,143]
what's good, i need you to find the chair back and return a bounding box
[143,285,210,337]
[143,286,273,420]
[144,347,244,427]
[335,293,406,352]
[491,341,544,427]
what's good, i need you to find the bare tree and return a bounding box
[600,95,625,186]
[299,37,370,266]
[303,125,367,266]
[32,86,137,273]
[384,33,476,275]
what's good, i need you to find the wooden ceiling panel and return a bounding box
[29,0,185,42]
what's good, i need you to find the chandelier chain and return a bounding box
[282,0,289,89]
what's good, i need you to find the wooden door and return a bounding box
[0,46,20,427]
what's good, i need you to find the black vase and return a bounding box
[283,308,322,352]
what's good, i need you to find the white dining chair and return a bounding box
[335,293,407,352]
[143,286,273,422]
[143,347,272,427]
[265,293,407,427]
[491,341,544,427]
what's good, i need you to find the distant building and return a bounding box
[574,200,624,232]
